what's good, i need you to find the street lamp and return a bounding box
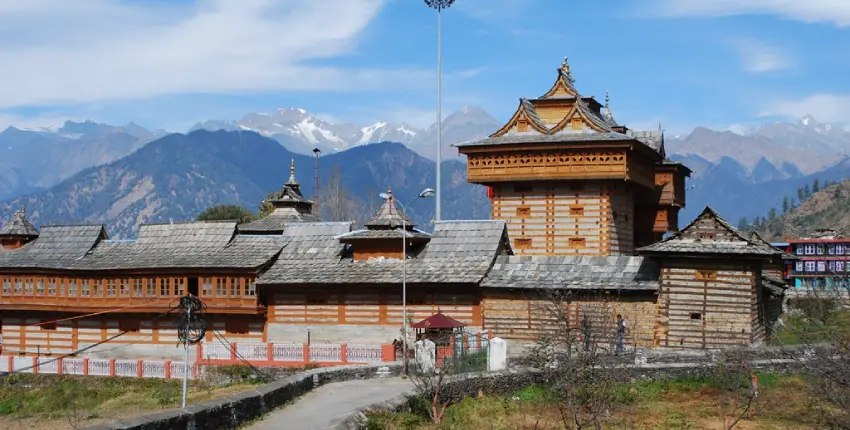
[379,187,436,374]
[424,0,456,222]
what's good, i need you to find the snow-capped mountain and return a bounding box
[191,108,421,155]
[190,106,501,158]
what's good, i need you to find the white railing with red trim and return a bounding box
[0,356,196,380]
[196,341,394,366]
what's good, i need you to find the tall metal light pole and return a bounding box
[380,188,435,374]
[424,0,455,222]
[313,148,321,220]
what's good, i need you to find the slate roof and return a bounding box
[0,209,39,238]
[750,231,798,260]
[637,206,783,257]
[238,207,317,234]
[78,229,285,271]
[481,255,659,290]
[519,98,549,130]
[336,228,431,241]
[0,225,107,269]
[628,129,665,157]
[258,220,510,285]
[762,276,787,296]
[277,221,352,261]
[366,189,413,228]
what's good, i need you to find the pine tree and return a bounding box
[782,196,790,214]
[797,187,805,203]
[813,178,820,193]
[768,207,777,221]
[736,217,749,231]
[804,184,811,199]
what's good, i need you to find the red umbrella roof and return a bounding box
[412,312,465,329]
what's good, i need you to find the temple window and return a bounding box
[24,279,33,295]
[36,278,44,295]
[14,279,22,294]
[516,206,531,217]
[176,278,186,296]
[133,279,143,297]
[230,278,240,297]
[80,280,91,296]
[2,277,10,294]
[68,279,77,297]
[569,238,586,248]
[246,279,256,297]
[146,279,156,297]
[161,278,172,297]
[47,278,57,295]
[216,278,227,297]
[119,279,129,297]
[202,278,213,297]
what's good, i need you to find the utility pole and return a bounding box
[177,294,206,409]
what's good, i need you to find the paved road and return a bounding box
[246,377,415,430]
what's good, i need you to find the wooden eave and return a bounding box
[490,100,549,137]
[458,141,637,155]
[548,104,579,133]
[656,161,694,176]
[0,302,267,314]
[0,267,263,277]
[541,73,578,98]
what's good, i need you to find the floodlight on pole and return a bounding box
[424,0,456,222]
[381,188,435,374]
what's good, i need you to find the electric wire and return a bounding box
[5,305,180,375]
[23,299,172,327]
[209,328,273,382]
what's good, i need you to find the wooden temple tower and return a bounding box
[457,58,691,256]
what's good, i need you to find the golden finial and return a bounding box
[561,56,574,84]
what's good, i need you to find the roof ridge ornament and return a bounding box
[561,56,575,84]
[286,159,298,186]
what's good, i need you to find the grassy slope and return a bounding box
[757,179,850,241]
[367,374,818,429]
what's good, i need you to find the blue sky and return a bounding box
[0,0,848,135]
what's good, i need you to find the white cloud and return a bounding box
[0,0,468,109]
[646,0,850,27]
[758,93,850,124]
[729,38,795,73]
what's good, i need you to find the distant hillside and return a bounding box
[746,179,850,241]
[0,130,489,238]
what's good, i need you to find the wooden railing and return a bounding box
[196,341,395,367]
[0,356,197,379]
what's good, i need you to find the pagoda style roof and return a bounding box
[239,159,316,234]
[636,206,782,257]
[365,188,413,229]
[0,209,39,238]
[266,159,314,209]
[456,57,666,158]
[412,312,465,329]
[238,207,317,234]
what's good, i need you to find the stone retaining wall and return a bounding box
[84,363,402,430]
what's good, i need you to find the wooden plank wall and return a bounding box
[658,263,757,349]
[0,313,265,356]
[491,182,635,256]
[269,286,481,328]
[481,289,657,348]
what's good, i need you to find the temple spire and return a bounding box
[605,89,610,109]
[286,159,298,186]
[560,57,574,84]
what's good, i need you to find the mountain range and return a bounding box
[1,106,850,237]
[190,105,502,160]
